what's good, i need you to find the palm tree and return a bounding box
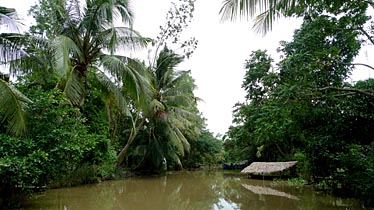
[1,0,152,135]
[46,0,151,107]
[117,47,202,168]
[0,6,31,136]
[117,47,201,169]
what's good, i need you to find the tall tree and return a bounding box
[220,0,373,35]
[117,0,200,169]
[117,47,202,169]
[226,6,374,205]
[28,0,151,107]
[146,47,201,169]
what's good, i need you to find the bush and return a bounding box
[336,144,374,207]
[182,131,224,168]
[294,152,311,181]
[0,87,116,208]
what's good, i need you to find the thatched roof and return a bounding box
[240,161,297,175]
[242,184,299,200]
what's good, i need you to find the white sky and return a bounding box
[131,0,303,135]
[2,0,372,135]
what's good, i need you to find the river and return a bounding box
[20,170,364,210]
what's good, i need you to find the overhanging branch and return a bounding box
[351,63,374,71]
[316,86,374,98]
[364,0,374,8]
[358,27,374,45]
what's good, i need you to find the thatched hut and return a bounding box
[240,161,297,176]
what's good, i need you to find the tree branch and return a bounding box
[116,117,146,167]
[316,86,374,98]
[363,0,374,8]
[350,63,374,71]
[358,27,374,45]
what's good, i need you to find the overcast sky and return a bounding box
[2,0,372,135]
[131,0,303,135]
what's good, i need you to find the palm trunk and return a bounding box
[116,117,146,167]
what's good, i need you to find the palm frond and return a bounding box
[100,26,151,54]
[170,106,198,120]
[220,0,298,35]
[253,0,297,35]
[0,33,27,64]
[166,70,194,87]
[94,68,131,116]
[165,123,190,157]
[61,67,85,105]
[0,79,31,136]
[65,0,85,23]
[114,0,134,24]
[163,95,192,108]
[166,126,185,156]
[148,138,164,168]
[100,54,152,103]
[8,35,53,76]
[220,0,262,21]
[52,35,83,76]
[173,125,191,153]
[126,58,153,106]
[253,10,275,36]
[99,0,134,24]
[219,0,238,21]
[86,0,134,31]
[0,6,21,32]
[1,33,53,78]
[168,151,182,168]
[169,117,195,138]
[155,47,184,89]
[163,80,194,95]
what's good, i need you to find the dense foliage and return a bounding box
[0,0,222,208]
[0,86,116,207]
[224,0,374,206]
[1,0,374,208]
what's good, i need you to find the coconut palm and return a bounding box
[133,47,202,168]
[0,6,31,136]
[117,47,202,169]
[46,0,151,107]
[149,51,200,169]
[1,0,152,135]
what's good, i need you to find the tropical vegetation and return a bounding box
[1,0,374,208]
[0,0,222,208]
[221,0,374,206]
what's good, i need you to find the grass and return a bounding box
[270,177,307,188]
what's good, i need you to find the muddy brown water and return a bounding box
[20,170,364,210]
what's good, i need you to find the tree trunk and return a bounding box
[116,118,146,167]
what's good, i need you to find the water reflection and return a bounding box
[241,184,299,200]
[21,170,364,210]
